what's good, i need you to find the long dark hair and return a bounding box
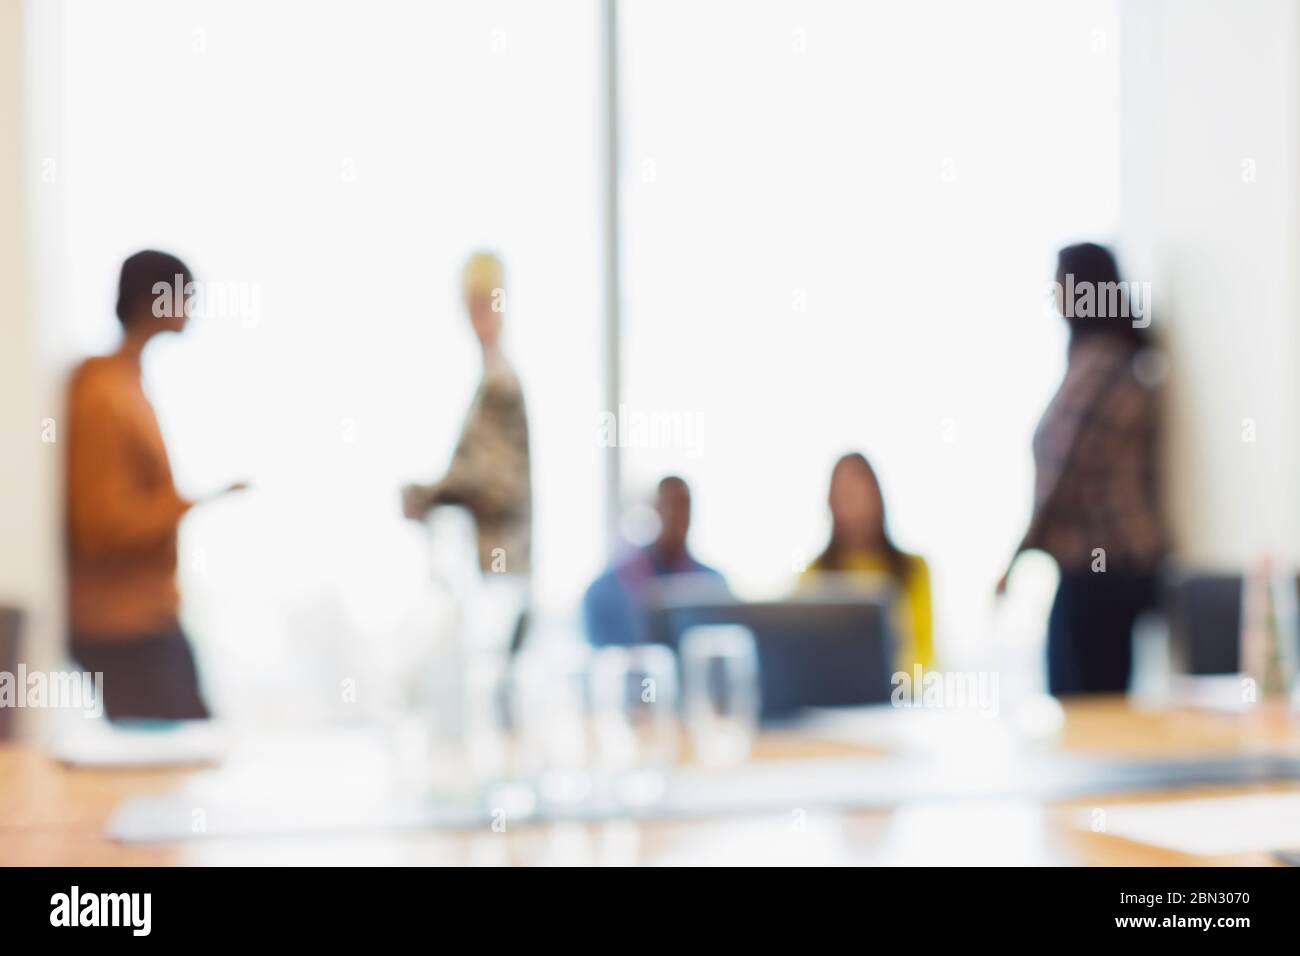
[813,452,911,581]
[1055,243,1150,349]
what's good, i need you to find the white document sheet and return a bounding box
[50,719,229,768]
[1080,792,1300,855]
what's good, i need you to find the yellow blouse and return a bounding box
[801,551,934,671]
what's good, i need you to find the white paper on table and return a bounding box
[1079,792,1300,855]
[50,720,229,768]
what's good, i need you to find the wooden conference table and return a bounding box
[1,696,1297,865]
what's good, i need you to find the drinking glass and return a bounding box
[513,643,594,806]
[591,643,680,804]
[681,625,760,766]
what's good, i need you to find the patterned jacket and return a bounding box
[413,354,532,573]
[1023,335,1166,572]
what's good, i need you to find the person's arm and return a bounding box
[582,572,637,647]
[67,390,192,560]
[401,480,445,519]
[405,376,529,521]
[401,460,478,520]
[1017,402,1084,555]
[905,558,934,668]
[997,358,1104,591]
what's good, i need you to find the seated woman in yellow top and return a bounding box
[801,453,934,671]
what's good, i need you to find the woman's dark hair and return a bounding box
[116,249,193,327]
[1055,242,1149,348]
[813,452,910,581]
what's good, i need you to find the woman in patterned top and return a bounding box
[402,252,532,575]
[998,243,1166,695]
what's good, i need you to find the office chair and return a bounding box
[1161,570,1300,675]
[0,605,22,740]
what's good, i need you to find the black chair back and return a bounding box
[1160,571,1299,675]
[0,606,23,740]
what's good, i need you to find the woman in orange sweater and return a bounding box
[66,250,245,720]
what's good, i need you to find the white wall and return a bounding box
[1119,0,1300,568]
[0,0,64,734]
[620,0,1118,663]
[0,0,36,608]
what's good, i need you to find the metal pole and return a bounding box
[600,0,623,558]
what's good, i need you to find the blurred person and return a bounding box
[802,453,933,671]
[997,242,1165,696]
[65,250,247,720]
[584,476,726,646]
[402,251,532,576]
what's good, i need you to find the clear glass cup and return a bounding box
[513,643,594,807]
[462,650,514,785]
[591,643,680,805]
[681,625,760,766]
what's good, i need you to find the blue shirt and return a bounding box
[582,546,725,647]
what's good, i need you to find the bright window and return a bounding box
[55,0,604,721]
[619,0,1121,660]
[47,0,1122,721]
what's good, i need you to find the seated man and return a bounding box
[583,476,726,646]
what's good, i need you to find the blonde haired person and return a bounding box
[461,250,505,307]
[402,251,532,575]
[801,453,933,671]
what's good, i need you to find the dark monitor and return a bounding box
[648,595,895,721]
